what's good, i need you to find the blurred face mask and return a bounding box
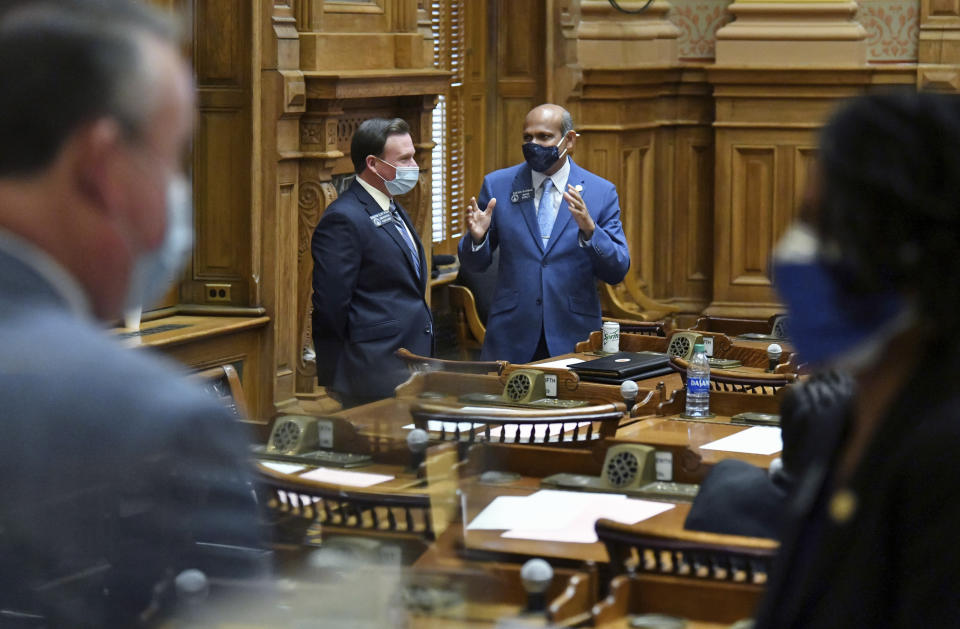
[375,157,419,196]
[123,175,194,312]
[772,223,911,370]
[522,135,568,173]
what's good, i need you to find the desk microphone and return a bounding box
[620,379,639,413]
[767,343,783,373]
[407,428,429,475]
[520,558,553,613]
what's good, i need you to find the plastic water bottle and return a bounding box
[685,341,711,417]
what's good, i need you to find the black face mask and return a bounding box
[522,136,567,173]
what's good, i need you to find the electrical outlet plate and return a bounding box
[205,283,231,302]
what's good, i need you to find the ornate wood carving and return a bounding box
[296,168,338,393]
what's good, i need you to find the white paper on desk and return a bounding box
[466,496,537,530]
[502,496,675,544]
[700,426,782,456]
[467,490,586,532]
[533,357,585,369]
[401,421,484,432]
[298,467,394,487]
[259,461,306,475]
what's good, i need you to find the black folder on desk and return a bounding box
[569,351,673,384]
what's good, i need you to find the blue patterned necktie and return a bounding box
[537,177,557,247]
[390,201,420,278]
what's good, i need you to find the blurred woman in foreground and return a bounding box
[757,90,960,628]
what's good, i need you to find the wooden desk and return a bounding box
[115,314,271,423]
[458,477,691,566]
[336,370,633,445]
[529,351,686,395]
[532,350,784,385]
[616,415,780,482]
[255,460,424,491]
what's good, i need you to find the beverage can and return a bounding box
[602,321,620,353]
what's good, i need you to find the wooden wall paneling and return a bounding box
[620,134,657,305]
[575,68,711,319]
[666,124,714,313]
[711,131,811,315]
[461,0,490,222]
[186,0,254,307]
[706,67,915,318]
[299,1,423,71]
[494,0,546,168]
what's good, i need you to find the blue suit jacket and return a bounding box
[458,159,630,363]
[311,180,433,400]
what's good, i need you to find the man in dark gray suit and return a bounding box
[0,2,264,626]
[311,118,434,406]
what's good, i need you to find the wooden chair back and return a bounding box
[602,317,672,336]
[408,399,626,449]
[448,284,486,359]
[395,348,506,375]
[575,330,733,357]
[657,386,783,416]
[692,314,786,338]
[594,518,777,625]
[255,465,436,558]
[193,364,249,420]
[670,355,797,394]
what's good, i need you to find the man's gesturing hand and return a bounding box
[564,185,595,240]
[466,196,497,244]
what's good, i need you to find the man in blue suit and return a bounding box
[312,118,433,405]
[458,104,630,363]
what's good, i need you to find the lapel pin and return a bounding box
[828,489,857,524]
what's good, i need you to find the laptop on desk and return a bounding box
[569,351,673,384]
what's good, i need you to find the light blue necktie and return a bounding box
[537,178,557,246]
[390,201,420,278]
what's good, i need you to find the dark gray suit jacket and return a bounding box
[0,245,264,627]
[311,180,433,400]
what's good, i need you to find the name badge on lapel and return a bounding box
[369,210,393,227]
[510,188,535,204]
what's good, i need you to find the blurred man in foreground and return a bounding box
[0,2,265,626]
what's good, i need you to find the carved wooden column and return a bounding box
[716,0,867,65]
[918,0,960,90]
[576,0,679,66]
[258,2,306,414]
[295,100,343,399]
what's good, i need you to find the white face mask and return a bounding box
[375,157,419,196]
[123,175,194,312]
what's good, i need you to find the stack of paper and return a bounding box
[466,489,674,544]
[298,467,395,487]
[700,426,782,456]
